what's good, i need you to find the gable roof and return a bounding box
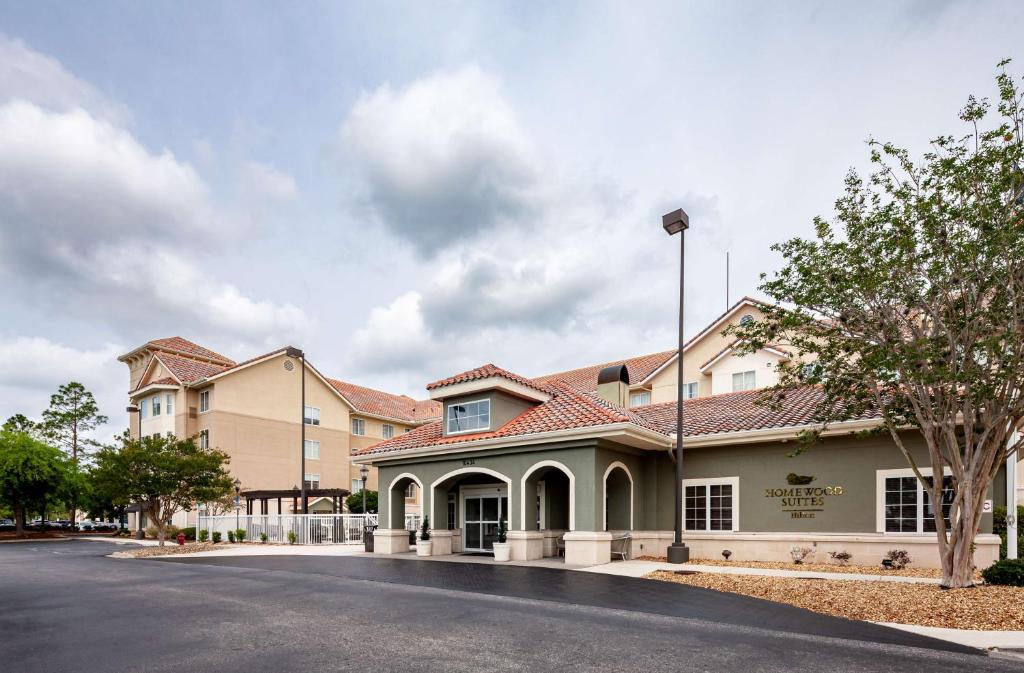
[533,350,677,393]
[356,380,663,457]
[426,363,551,395]
[698,341,791,372]
[119,336,236,366]
[152,352,231,385]
[327,378,441,424]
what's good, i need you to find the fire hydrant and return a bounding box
[177,532,186,546]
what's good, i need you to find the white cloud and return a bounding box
[238,160,298,202]
[341,65,541,255]
[349,292,435,372]
[0,35,129,123]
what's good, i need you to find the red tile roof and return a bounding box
[328,378,441,424]
[357,380,663,456]
[426,363,551,395]
[631,386,879,437]
[533,349,677,392]
[357,384,881,457]
[154,352,231,384]
[147,337,235,365]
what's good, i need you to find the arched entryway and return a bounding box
[521,460,574,558]
[603,461,633,531]
[386,473,423,529]
[430,467,513,554]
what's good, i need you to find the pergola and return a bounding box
[242,488,350,515]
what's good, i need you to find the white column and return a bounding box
[1008,431,1019,560]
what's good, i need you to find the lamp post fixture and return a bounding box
[359,464,369,515]
[663,208,690,564]
[285,347,307,513]
[125,404,144,538]
[234,478,242,531]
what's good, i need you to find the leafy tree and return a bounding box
[0,431,72,535]
[730,62,1024,588]
[3,414,40,437]
[346,489,378,514]
[40,382,108,527]
[90,434,234,545]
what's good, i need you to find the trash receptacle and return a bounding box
[363,524,377,552]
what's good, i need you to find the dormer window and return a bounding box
[447,399,490,434]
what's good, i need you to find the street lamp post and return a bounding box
[360,464,369,515]
[663,208,691,564]
[125,404,144,539]
[234,478,242,532]
[286,347,307,514]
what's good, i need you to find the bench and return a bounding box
[610,533,631,561]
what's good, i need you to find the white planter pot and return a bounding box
[416,540,433,557]
[492,542,511,562]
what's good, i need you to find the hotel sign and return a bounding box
[764,474,844,519]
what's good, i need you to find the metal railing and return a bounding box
[197,513,420,545]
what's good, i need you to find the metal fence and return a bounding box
[197,513,420,545]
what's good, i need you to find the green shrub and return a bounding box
[180,527,196,541]
[420,515,430,541]
[227,530,236,543]
[345,490,378,513]
[212,531,221,543]
[144,524,179,540]
[287,530,297,544]
[198,529,209,542]
[982,558,1024,586]
[235,529,246,543]
[259,532,268,543]
[993,506,1024,559]
[884,549,911,570]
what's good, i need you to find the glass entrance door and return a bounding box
[463,491,508,552]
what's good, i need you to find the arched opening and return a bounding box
[521,461,574,558]
[430,468,512,554]
[603,462,633,531]
[387,473,422,530]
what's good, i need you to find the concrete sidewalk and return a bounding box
[581,559,942,584]
[875,623,1024,654]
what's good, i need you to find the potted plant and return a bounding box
[492,517,510,562]
[416,516,432,557]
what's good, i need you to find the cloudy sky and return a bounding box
[1,1,1021,442]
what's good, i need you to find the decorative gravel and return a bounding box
[646,570,1024,630]
[634,556,980,580]
[112,542,236,558]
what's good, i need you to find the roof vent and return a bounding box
[597,364,630,386]
[596,365,630,407]
[283,360,295,371]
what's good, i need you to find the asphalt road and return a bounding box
[0,540,1018,673]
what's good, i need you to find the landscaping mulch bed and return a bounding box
[112,542,236,558]
[634,555,980,580]
[646,570,1024,630]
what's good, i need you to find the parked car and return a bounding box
[77,520,96,531]
[0,518,14,531]
[50,519,71,530]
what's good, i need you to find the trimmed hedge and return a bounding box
[982,558,1024,586]
[180,527,196,541]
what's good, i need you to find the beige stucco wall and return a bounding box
[707,349,784,395]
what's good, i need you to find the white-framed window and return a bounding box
[630,391,652,407]
[447,399,490,434]
[683,477,739,532]
[351,418,365,436]
[304,439,320,460]
[732,370,756,392]
[199,390,210,413]
[304,473,320,489]
[405,483,417,499]
[382,424,394,439]
[876,468,954,533]
[198,429,209,449]
[683,382,699,399]
[351,478,363,494]
[151,395,161,416]
[304,405,320,426]
[139,398,148,419]
[165,394,173,415]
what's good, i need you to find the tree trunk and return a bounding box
[14,502,24,536]
[939,499,980,589]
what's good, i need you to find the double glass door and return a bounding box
[464,492,508,552]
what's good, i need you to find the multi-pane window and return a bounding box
[883,472,954,533]
[165,394,173,415]
[199,390,210,413]
[304,406,320,426]
[684,479,736,532]
[630,391,652,407]
[351,418,365,436]
[198,429,209,449]
[732,370,756,392]
[151,395,161,416]
[405,483,417,499]
[351,478,363,494]
[304,473,320,489]
[447,399,490,433]
[304,439,320,460]
[382,424,394,439]
[140,398,148,419]
[683,382,699,399]
[448,493,457,530]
